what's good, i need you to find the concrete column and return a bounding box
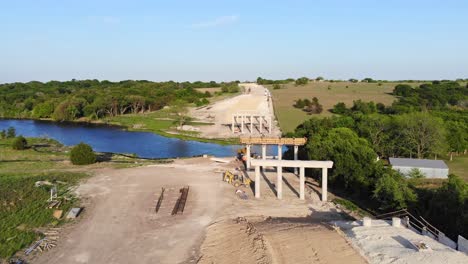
[269,116,272,134]
[277,145,282,160]
[232,115,236,133]
[294,145,299,174]
[241,115,244,134]
[255,166,260,198]
[246,145,251,170]
[277,145,282,172]
[277,166,283,199]
[322,168,328,202]
[250,115,253,133]
[259,117,263,133]
[299,167,305,200]
[261,144,267,171]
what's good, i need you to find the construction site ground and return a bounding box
[29,157,366,264]
[189,83,282,138]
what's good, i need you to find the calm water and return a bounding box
[0,119,280,158]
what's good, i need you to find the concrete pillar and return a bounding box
[261,144,267,172]
[255,166,260,198]
[392,217,401,228]
[246,145,251,170]
[277,166,283,199]
[259,117,263,133]
[293,145,299,174]
[269,116,272,134]
[250,115,253,133]
[241,115,244,134]
[232,115,235,132]
[277,145,282,172]
[299,167,305,200]
[322,167,328,202]
[363,217,372,227]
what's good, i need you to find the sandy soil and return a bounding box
[190,83,282,138]
[29,158,367,264]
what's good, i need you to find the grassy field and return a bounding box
[269,81,416,133]
[0,137,160,260]
[446,154,468,182]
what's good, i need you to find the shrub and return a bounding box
[295,77,309,86]
[70,143,96,165]
[332,102,348,114]
[12,136,28,150]
[273,84,282,90]
[0,130,5,139]
[408,168,425,179]
[294,99,305,109]
[7,127,16,138]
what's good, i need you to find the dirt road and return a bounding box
[32,158,231,264]
[190,83,281,138]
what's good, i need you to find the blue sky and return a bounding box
[1,0,467,83]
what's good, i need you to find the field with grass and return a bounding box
[446,154,468,182]
[269,81,419,133]
[0,137,160,260]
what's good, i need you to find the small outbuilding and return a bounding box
[389,158,449,179]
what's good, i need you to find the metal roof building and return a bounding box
[389,158,449,179]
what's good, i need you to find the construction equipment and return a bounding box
[223,170,251,188]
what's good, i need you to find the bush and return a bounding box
[12,136,28,150]
[7,127,16,138]
[295,77,309,86]
[273,84,282,90]
[0,130,5,139]
[70,143,96,165]
[408,168,425,179]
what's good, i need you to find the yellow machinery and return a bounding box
[223,170,251,187]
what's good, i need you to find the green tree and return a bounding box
[12,136,28,150]
[373,170,417,210]
[32,101,55,118]
[70,143,96,165]
[395,112,447,158]
[0,130,5,139]
[7,127,16,138]
[295,77,309,86]
[407,168,425,179]
[446,121,467,160]
[393,84,413,97]
[356,114,390,157]
[332,102,348,114]
[306,128,377,195]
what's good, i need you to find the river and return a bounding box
[0,119,281,158]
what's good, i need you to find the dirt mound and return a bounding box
[198,216,366,264]
[198,217,272,264]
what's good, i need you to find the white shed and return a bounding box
[389,158,449,179]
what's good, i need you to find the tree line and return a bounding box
[0,79,238,121]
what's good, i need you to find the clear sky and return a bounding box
[1,0,467,83]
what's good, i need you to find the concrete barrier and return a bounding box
[438,232,457,249]
[458,235,468,254]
